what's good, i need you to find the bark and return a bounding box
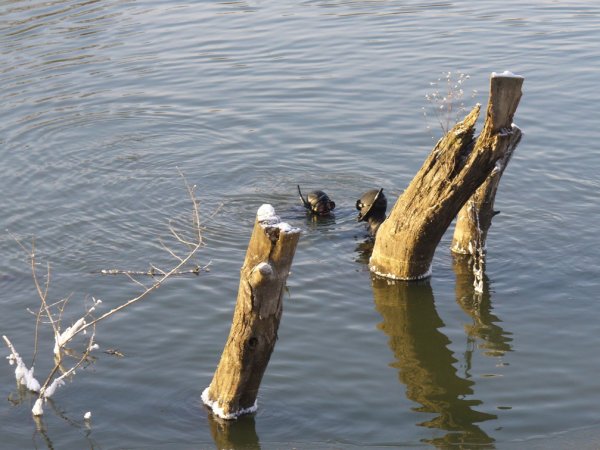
[202,205,300,419]
[369,73,524,280]
[451,128,522,254]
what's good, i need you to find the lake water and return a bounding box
[1,0,599,448]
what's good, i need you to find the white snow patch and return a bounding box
[201,387,258,420]
[54,317,87,355]
[275,222,300,233]
[3,337,41,392]
[491,70,523,79]
[256,204,301,234]
[257,204,278,223]
[23,367,41,392]
[32,398,44,416]
[42,377,65,399]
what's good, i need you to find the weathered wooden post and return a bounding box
[451,74,523,254]
[369,72,524,280]
[202,204,301,419]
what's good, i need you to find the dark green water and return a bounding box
[1,1,600,448]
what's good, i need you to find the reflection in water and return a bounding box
[33,415,55,450]
[26,397,96,450]
[303,212,336,228]
[354,236,374,265]
[452,255,513,359]
[207,411,261,450]
[371,276,496,447]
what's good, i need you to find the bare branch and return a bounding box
[5,171,208,418]
[149,264,167,277]
[125,273,149,290]
[159,237,184,262]
[57,173,205,347]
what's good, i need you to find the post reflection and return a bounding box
[371,276,496,447]
[207,412,261,450]
[452,255,513,359]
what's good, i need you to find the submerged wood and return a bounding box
[202,205,300,420]
[369,73,524,280]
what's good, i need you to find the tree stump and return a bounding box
[451,74,523,254]
[369,72,524,280]
[202,204,301,419]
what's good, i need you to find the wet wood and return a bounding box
[202,205,300,420]
[370,73,524,280]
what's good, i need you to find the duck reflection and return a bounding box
[371,276,496,447]
[453,254,513,359]
[207,411,261,450]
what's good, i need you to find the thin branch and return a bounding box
[168,220,197,247]
[159,237,184,262]
[149,264,167,277]
[95,267,209,277]
[5,171,209,418]
[9,234,60,368]
[125,272,149,290]
[58,173,205,346]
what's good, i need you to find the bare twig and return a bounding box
[159,237,184,262]
[95,264,210,277]
[125,272,149,290]
[4,171,208,417]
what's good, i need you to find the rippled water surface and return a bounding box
[2,1,600,448]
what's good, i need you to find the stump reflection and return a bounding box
[371,276,496,447]
[453,254,513,359]
[207,412,261,450]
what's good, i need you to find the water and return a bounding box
[1,0,599,448]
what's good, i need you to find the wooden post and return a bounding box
[451,74,523,254]
[202,204,301,419]
[369,72,524,280]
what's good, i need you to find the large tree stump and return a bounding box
[369,72,524,280]
[202,204,301,419]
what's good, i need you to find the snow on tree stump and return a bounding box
[369,72,524,280]
[202,204,301,420]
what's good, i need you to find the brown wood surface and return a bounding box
[370,74,524,279]
[203,208,300,419]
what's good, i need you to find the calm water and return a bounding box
[1,0,599,448]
